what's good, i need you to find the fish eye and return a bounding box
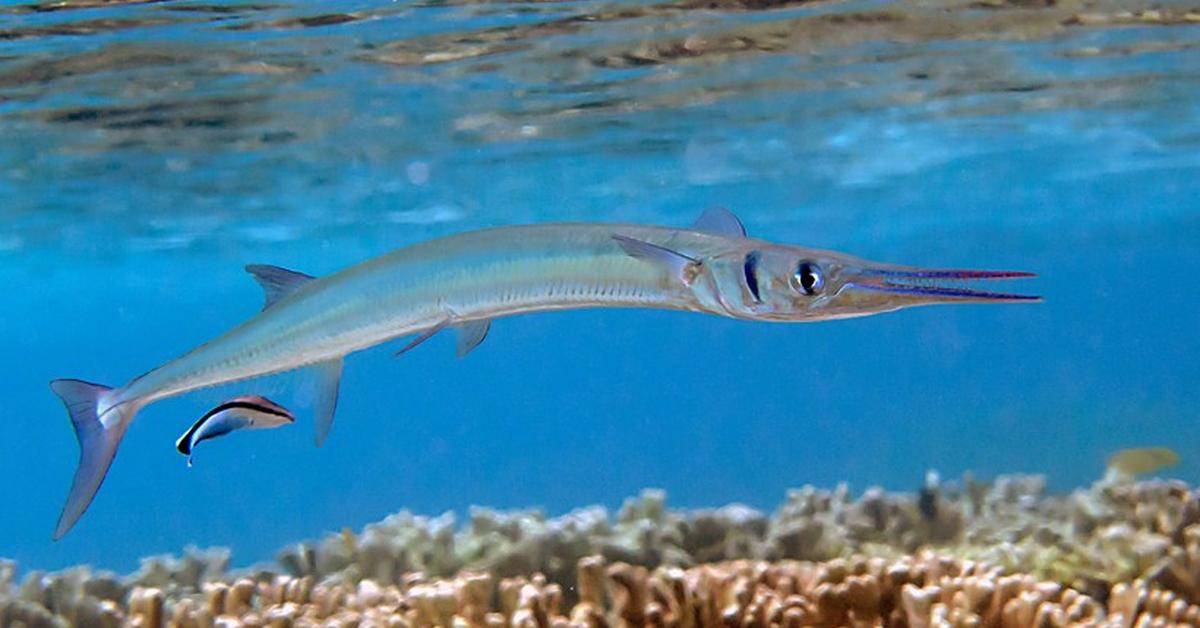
[794,261,824,295]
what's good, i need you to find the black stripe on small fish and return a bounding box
[201,399,292,423]
[743,251,762,303]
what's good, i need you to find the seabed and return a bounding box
[4,470,1199,627]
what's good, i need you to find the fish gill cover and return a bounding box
[0,0,1198,621]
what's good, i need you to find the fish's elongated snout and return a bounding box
[838,265,1041,305]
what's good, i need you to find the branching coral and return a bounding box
[5,474,1200,627]
[102,554,1200,627]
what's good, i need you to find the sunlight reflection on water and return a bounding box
[0,0,1197,256]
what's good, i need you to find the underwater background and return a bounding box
[0,0,1198,585]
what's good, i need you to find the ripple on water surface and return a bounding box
[1,0,1197,255]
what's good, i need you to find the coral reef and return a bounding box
[4,473,1200,627]
[272,472,1200,600]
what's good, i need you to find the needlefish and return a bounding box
[48,208,1038,538]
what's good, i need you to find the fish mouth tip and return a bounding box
[992,294,1042,303]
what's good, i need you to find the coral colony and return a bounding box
[5,467,1200,627]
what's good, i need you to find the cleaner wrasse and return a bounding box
[175,395,295,467]
[48,208,1038,538]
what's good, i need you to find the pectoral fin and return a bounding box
[245,264,316,310]
[309,358,344,447]
[395,320,451,356]
[454,320,491,357]
[612,234,702,285]
[691,207,746,238]
[395,316,491,359]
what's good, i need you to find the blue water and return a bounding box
[1,0,1198,573]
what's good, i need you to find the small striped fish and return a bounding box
[175,395,295,467]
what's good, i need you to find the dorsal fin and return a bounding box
[691,207,746,238]
[245,264,315,310]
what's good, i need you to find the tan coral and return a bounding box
[9,479,1200,626]
[127,586,164,628]
[11,553,1200,628]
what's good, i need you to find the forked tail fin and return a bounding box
[48,379,134,540]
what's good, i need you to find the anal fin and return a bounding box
[309,358,343,447]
